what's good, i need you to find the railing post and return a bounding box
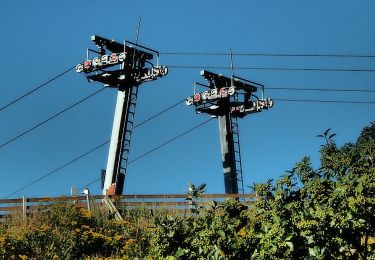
[83,188,91,211]
[188,194,194,213]
[22,196,27,221]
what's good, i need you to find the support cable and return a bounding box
[169,65,375,73]
[3,93,373,198]
[134,99,184,128]
[274,98,375,104]
[129,118,213,165]
[4,141,110,198]
[161,51,375,59]
[1,51,374,113]
[0,88,107,150]
[268,86,375,93]
[3,98,185,198]
[0,66,75,112]
[80,118,213,189]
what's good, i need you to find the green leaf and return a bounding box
[358,218,365,224]
[309,247,317,257]
[355,181,363,193]
[286,241,294,251]
[167,230,175,238]
[324,155,333,161]
[284,203,293,210]
[306,235,315,244]
[285,234,293,241]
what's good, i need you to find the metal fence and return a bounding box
[0,193,256,221]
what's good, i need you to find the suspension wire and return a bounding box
[0,88,107,150]
[168,65,375,73]
[2,50,375,196]
[3,98,185,198]
[129,118,213,164]
[160,51,375,59]
[4,141,110,198]
[0,65,75,112]
[274,98,375,104]
[80,118,213,189]
[0,62,373,120]
[4,91,373,198]
[134,99,184,128]
[1,51,374,112]
[267,86,375,93]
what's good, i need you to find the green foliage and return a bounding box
[0,203,153,259]
[151,123,375,259]
[249,124,375,259]
[1,122,374,259]
[151,198,252,259]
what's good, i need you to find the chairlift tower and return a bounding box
[76,35,168,195]
[186,70,273,194]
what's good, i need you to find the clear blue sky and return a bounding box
[1,0,374,198]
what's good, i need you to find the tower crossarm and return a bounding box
[76,36,167,90]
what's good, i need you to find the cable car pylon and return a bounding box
[76,35,168,195]
[186,70,274,194]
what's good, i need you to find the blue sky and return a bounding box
[1,0,374,198]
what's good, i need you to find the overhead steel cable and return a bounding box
[4,141,110,198]
[128,118,213,164]
[161,51,375,59]
[0,82,372,153]
[0,51,374,113]
[3,98,186,198]
[0,65,75,112]
[134,99,184,128]
[80,118,214,189]
[3,92,373,198]
[274,98,375,104]
[169,65,375,73]
[0,87,107,150]
[267,86,375,93]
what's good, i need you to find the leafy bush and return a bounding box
[0,122,374,259]
[151,123,375,259]
[0,202,153,259]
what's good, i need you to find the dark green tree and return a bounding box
[252,123,375,259]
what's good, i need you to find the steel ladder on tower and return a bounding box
[115,84,139,191]
[231,115,245,194]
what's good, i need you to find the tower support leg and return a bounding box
[218,112,238,194]
[103,90,129,195]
